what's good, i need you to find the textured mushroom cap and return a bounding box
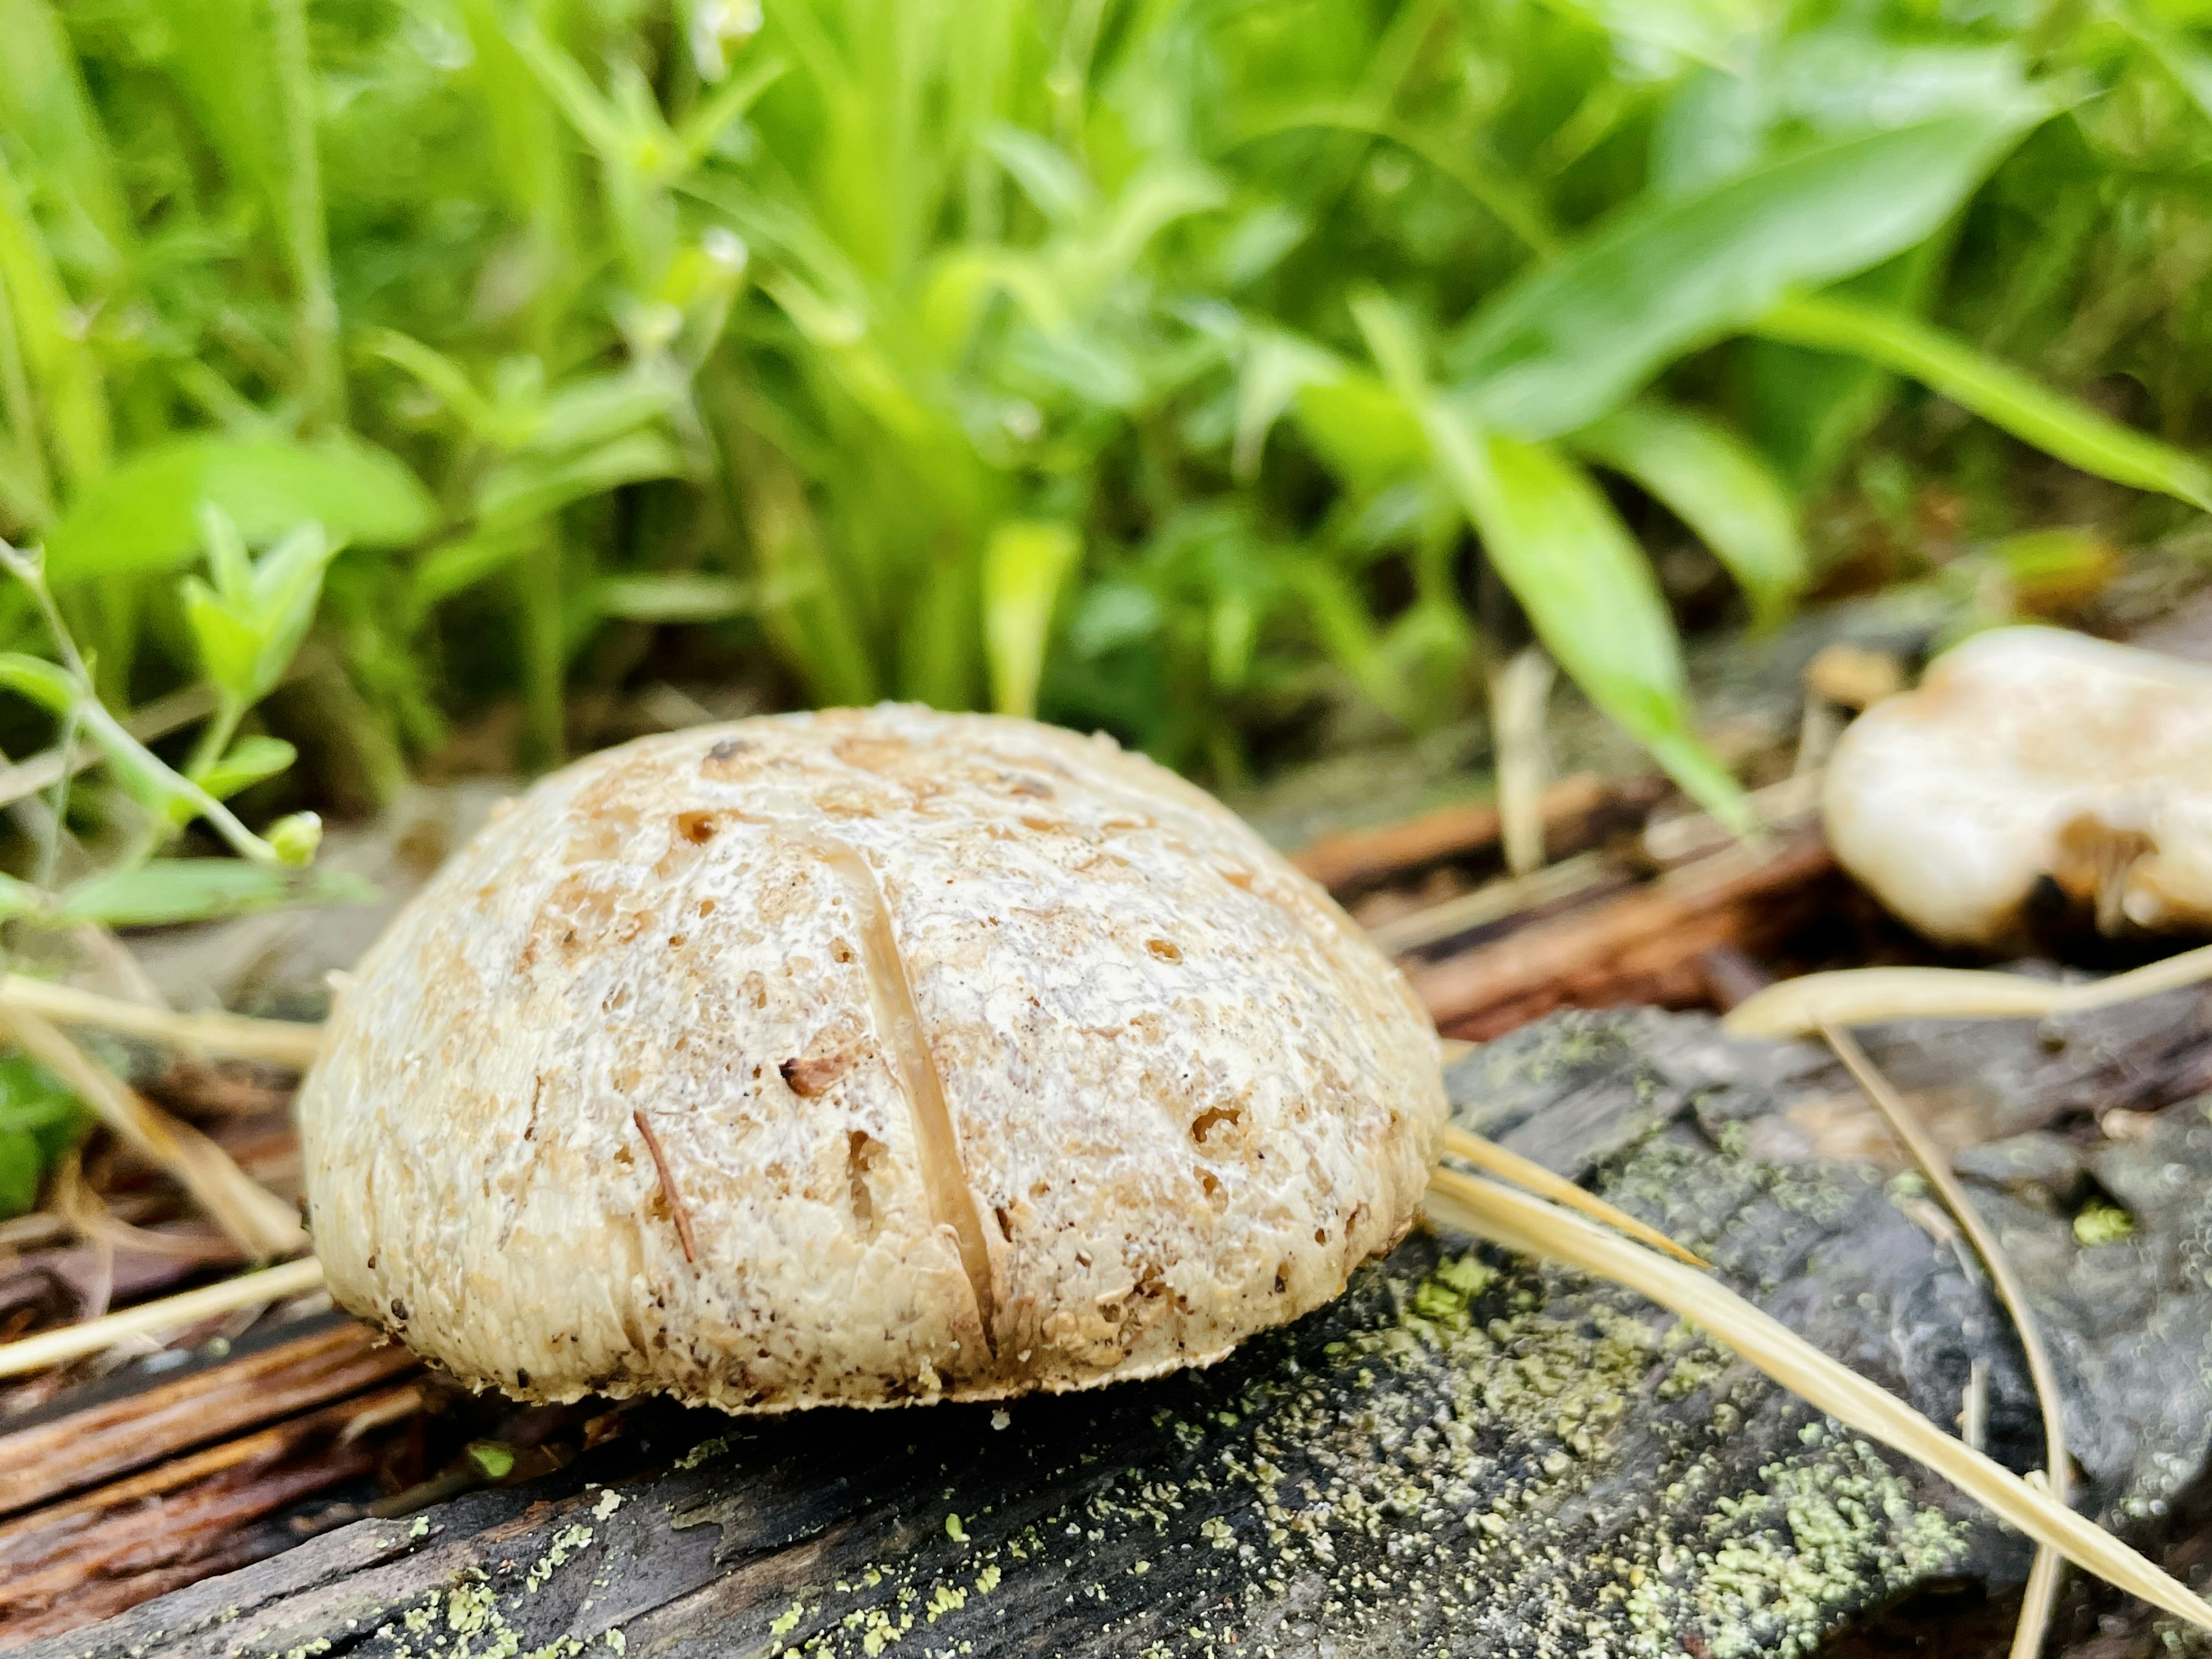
[1824,627,2212,946]
[298,706,1444,1412]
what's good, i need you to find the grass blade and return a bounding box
[0,150,109,493]
[1724,943,2212,1038]
[0,0,131,266]
[1572,400,1808,629]
[1423,1166,2212,1633]
[270,0,344,429]
[983,518,1081,719]
[1753,293,2212,510]
[1426,404,1748,828]
[1443,112,2044,440]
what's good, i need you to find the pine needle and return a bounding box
[1723,942,2212,1038]
[1422,1165,2212,1633]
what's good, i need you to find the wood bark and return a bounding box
[18,1000,2212,1659]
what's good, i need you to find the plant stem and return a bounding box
[0,539,283,865]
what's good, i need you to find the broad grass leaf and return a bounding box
[983,519,1081,719]
[1443,111,2046,440]
[1573,402,1808,628]
[1426,406,1748,827]
[1653,38,2036,198]
[44,436,435,579]
[1755,294,2212,510]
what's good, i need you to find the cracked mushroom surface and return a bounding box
[297,706,1445,1411]
[1823,626,2212,948]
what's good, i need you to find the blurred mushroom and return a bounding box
[1824,627,2212,947]
[298,706,1445,1412]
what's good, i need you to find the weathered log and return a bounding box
[1407,834,1839,1038]
[0,1320,418,1516]
[22,1004,2212,1659]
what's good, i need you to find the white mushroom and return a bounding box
[297,706,1444,1411]
[1823,626,2212,948]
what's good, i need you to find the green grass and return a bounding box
[3,0,2212,820]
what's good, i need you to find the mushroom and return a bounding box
[297,706,1444,1411]
[1823,626,2212,948]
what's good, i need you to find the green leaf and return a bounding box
[54,859,374,928]
[592,573,755,622]
[194,734,298,800]
[1232,329,1340,483]
[411,525,543,616]
[475,431,686,530]
[0,1132,37,1217]
[243,523,339,698]
[1752,294,2212,511]
[198,503,254,603]
[982,520,1081,719]
[0,0,132,260]
[0,1047,81,1214]
[982,125,1093,226]
[179,577,262,706]
[1287,559,1411,725]
[1291,372,1427,491]
[1426,407,1748,828]
[0,650,77,715]
[0,148,111,493]
[0,873,47,922]
[529,374,680,457]
[44,436,435,579]
[1442,111,2046,440]
[1572,402,1808,628]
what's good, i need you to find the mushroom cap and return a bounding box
[1824,627,2212,946]
[298,706,1445,1412]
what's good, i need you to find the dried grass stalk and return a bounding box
[0,1006,307,1258]
[1441,1126,1707,1266]
[0,1256,327,1379]
[0,975,324,1067]
[1820,1024,2071,1659]
[1422,1165,2212,1632]
[1724,942,2212,1037]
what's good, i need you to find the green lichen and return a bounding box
[2074,1199,2135,1247]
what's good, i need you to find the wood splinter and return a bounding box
[632,1109,698,1264]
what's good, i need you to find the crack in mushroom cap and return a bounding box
[297,706,1446,1412]
[1823,626,2212,948]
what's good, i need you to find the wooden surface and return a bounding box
[20,999,2212,1659]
